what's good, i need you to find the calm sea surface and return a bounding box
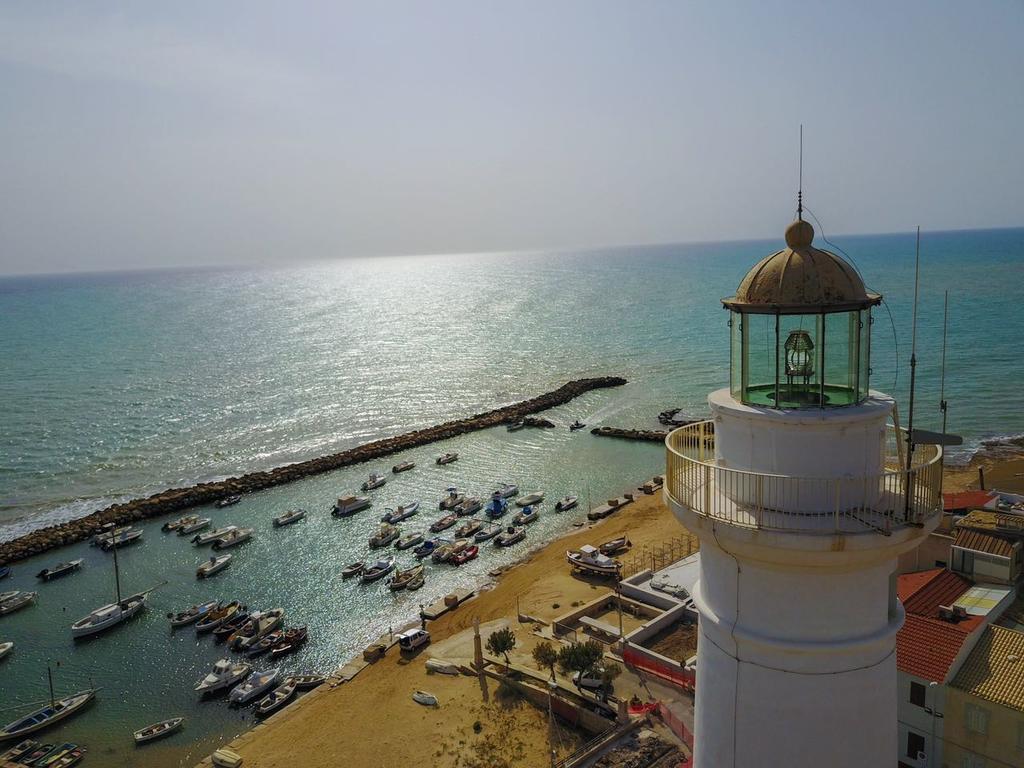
[0,227,1021,766]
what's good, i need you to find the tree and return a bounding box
[532,641,559,681]
[557,639,605,679]
[486,627,517,672]
[599,663,622,696]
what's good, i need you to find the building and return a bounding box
[950,510,1024,585]
[663,215,944,767]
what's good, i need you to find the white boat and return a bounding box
[133,717,184,744]
[231,609,285,651]
[36,559,84,582]
[162,515,197,532]
[255,678,297,718]
[169,600,219,628]
[332,495,371,517]
[229,668,280,705]
[513,506,539,525]
[193,526,238,546]
[98,528,143,551]
[506,420,525,432]
[215,495,242,508]
[439,488,465,510]
[516,492,545,507]
[0,592,37,616]
[496,483,519,498]
[90,525,130,546]
[436,452,458,465]
[0,690,96,740]
[456,518,483,538]
[555,495,579,512]
[197,554,233,579]
[0,642,12,661]
[273,509,306,528]
[369,523,400,549]
[194,659,251,695]
[381,502,420,524]
[395,531,424,550]
[212,527,253,550]
[361,472,387,491]
[474,522,503,542]
[179,517,211,535]
[412,690,438,706]
[567,545,621,577]
[360,557,395,583]
[71,593,146,638]
[455,497,482,516]
[494,526,526,547]
[392,460,416,473]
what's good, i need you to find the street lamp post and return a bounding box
[928,681,938,768]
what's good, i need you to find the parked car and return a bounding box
[397,628,431,651]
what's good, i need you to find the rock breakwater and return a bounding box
[1,377,626,565]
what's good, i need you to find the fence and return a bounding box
[619,535,698,579]
[623,645,695,692]
[655,701,695,751]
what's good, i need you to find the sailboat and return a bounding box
[70,541,164,639]
[0,667,95,741]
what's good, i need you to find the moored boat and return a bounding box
[212,527,253,550]
[436,452,459,465]
[430,514,457,533]
[381,501,420,524]
[599,536,632,556]
[194,659,251,696]
[516,491,545,507]
[36,559,84,582]
[456,518,483,538]
[451,545,479,565]
[332,495,371,517]
[0,740,38,762]
[290,673,326,690]
[567,545,621,577]
[407,572,426,590]
[195,601,242,634]
[133,717,184,745]
[361,472,387,491]
[35,742,77,767]
[413,537,441,558]
[229,668,280,705]
[193,526,238,546]
[255,677,298,717]
[169,600,219,628]
[0,690,95,740]
[178,517,212,535]
[49,745,86,767]
[340,562,365,579]
[396,531,425,550]
[569,419,586,431]
[246,629,285,657]
[474,522,503,542]
[273,509,306,528]
[0,642,12,661]
[17,743,54,763]
[485,492,509,519]
[215,495,242,508]
[513,505,539,525]
[369,523,400,549]
[98,528,143,551]
[387,565,424,591]
[392,460,416,473]
[494,526,526,547]
[496,483,519,498]
[231,609,285,651]
[454,497,482,516]
[90,525,130,547]
[162,515,198,532]
[269,626,308,658]
[555,495,579,512]
[0,591,37,616]
[506,420,525,431]
[71,594,146,638]
[360,557,395,583]
[213,611,250,642]
[438,488,464,510]
[197,554,232,579]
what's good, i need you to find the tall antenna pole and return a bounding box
[904,227,921,518]
[939,290,949,474]
[797,124,804,220]
[113,535,122,604]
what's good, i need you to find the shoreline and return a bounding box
[0,376,626,565]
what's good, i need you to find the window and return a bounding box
[910,681,927,707]
[906,731,925,759]
[961,755,986,768]
[965,702,990,735]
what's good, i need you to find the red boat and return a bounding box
[451,545,479,565]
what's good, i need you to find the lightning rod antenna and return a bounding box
[797,124,803,220]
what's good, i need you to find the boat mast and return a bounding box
[113,535,122,604]
[47,664,55,709]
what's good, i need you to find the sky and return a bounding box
[0,1,1021,275]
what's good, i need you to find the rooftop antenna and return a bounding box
[797,124,803,220]
[939,290,949,468]
[904,227,921,518]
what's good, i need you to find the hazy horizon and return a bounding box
[1,1,1021,276]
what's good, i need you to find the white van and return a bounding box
[397,628,431,651]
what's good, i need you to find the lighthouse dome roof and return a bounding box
[723,220,881,313]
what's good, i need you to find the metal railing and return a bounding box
[665,421,943,535]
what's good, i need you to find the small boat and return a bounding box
[197,554,232,579]
[332,495,371,517]
[290,674,326,690]
[412,690,438,707]
[194,659,251,696]
[496,483,519,498]
[178,517,212,535]
[485,493,509,519]
[212,527,253,550]
[555,495,579,512]
[455,497,482,517]
[49,746,86,767]
[18,744,55,764]
[567,545,621,577]
[273,509,306,528]
[369,523,400,549]
[229,668,280,705]
[0,691,95,740]
[269,626,308,658]
[413,538,440,558]
[36,559,84,582]
[381,502,420,524]
[0,740,38,763]
[569,420,586,431]
[513,505,539,526]
[407,572,426,590]
[213,611,251,642]
[516,492,545,507]
[162,515,198,532]
[451,545,479,565]
[456,518,482,538]
[99,528,143,551]
[246,629,285,657]
[0,591,18,604]
[438,488,464,511]
[436,452,459,465]
[71,593,146,637]
[133,717,184,745]
[430,514,458,533]
[35,742,77,767]
[387,565,424,591]
[255,677,298,717]
[0,642,12,661]
[192,526,238,546]
[392,460,416,474]
[195,601,241,633]
[212,748,244,768]
[361,472,387,491]
[599,536,632,556]
[360,557,395,583]
[90,525,130,547]
[506,420,525,432]
[396,531,425,550]
[474,522,503,542]
[231,609,285,651]
[0,567,9,580]
[494,526,526,547]
[0,591,37,616]
[341,562,365,579]
[431,542,455,563]
[215,495,242,508]
[169,600,219,628]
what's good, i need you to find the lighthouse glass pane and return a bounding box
[730,311,742,400]
[860,308,872,399]
[772,314,822,407]
[822,310,859,406]
[740,313,776,406]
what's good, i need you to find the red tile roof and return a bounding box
[898,568,942,603]
[944,490,997,512]
[902,569,975,616]
[954,528,1016,558]
[897,614,976,682]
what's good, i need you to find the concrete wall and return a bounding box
[896,672,945,767]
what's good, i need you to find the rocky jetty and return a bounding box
[591,426,669,442]
[0,376,626,565]
[520,416,555,428]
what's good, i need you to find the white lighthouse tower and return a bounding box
[664,216,944,767]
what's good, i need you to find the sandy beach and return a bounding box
[205,489,688,768]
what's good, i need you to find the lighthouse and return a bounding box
[664,217,944,767]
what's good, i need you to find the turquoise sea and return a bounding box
[0,227,1021,766]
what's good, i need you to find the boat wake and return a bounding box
[0,495,132,544]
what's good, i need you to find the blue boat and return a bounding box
[413,538,441,559]
[0,566,10,580]
[0,691,95,740]
[485,493,508,519]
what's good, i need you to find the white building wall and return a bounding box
[896,672,945,768]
